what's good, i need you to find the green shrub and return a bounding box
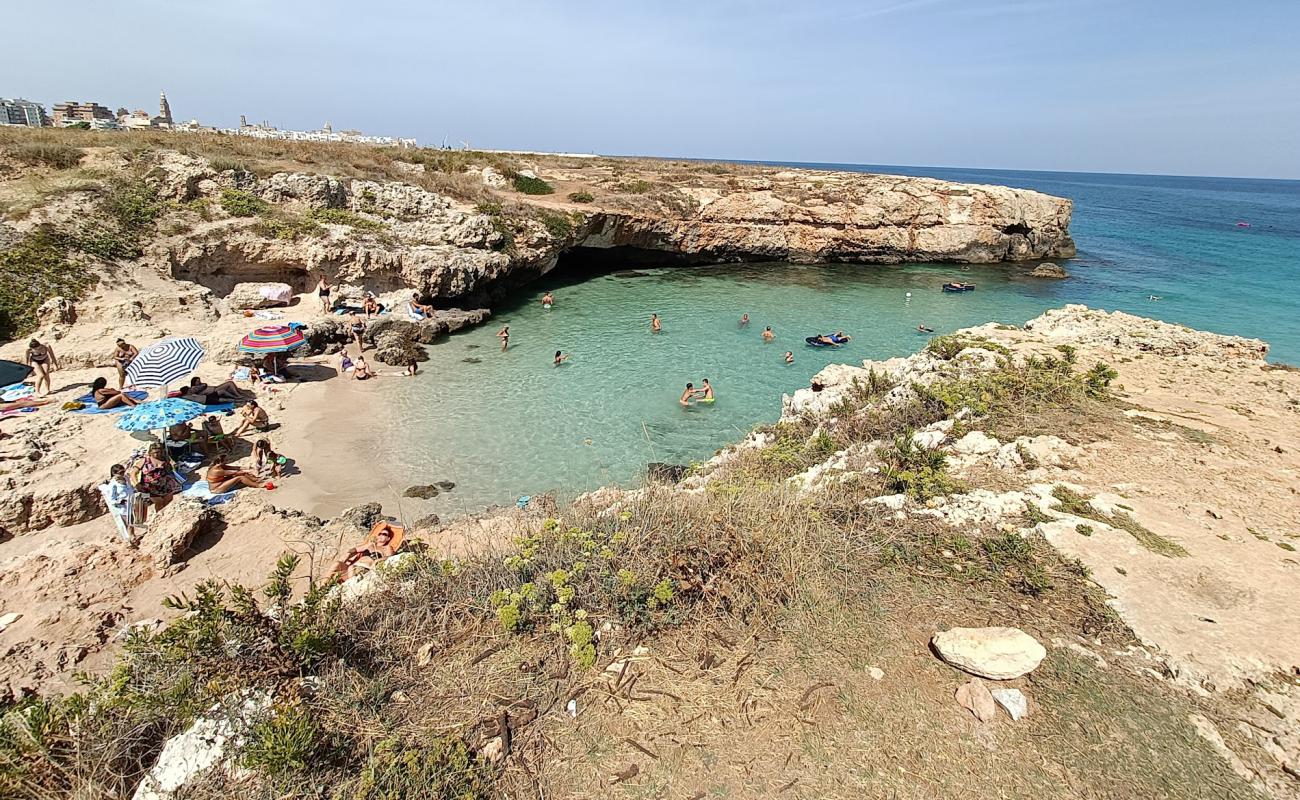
[0,228,95,339]
[254,213,324,241]
[537,210,575,238]
[219,187,269,217]
[208,157,249,174]
[351,737,493,800]
[309,206,385,232]
[926,333,1010,360]
[4,141,83,170]
[101,176,162,233]
[879,432,966,500]
[567,190,594,203]
[241,704,325,777]
[513,174,554,195]
[474,201,503,216]
[617,179,654,194]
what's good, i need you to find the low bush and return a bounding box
[512,174,554,195]
[879,432,966,500]
[309,206,385,232]
[219,187,269,217]
[567,190,594,203]
[537,210,577,239]
[3,141,83,170]
[617,179,654,194]
[0,228,95,339]
[254,213,324,241]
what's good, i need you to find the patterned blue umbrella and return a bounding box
[126,337,205,388]
[116,398,207,432]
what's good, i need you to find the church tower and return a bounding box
[158,91,173,125]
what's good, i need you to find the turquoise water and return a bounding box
[380,167,1300,514]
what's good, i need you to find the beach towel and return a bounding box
[180,479,237,506]
[230,366,252,382]
[97,482,137,542]
[408,307,426,321]
[2,384,33,402]
[71,391,149,414]
[253,310,284,320]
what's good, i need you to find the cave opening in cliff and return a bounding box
[549,246,725,282]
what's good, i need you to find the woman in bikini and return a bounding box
[353,355,375,380]
[316,274,332,313]
[205,459,265,493]
[348,312,367,351]
[25,340,58,396]
[497,325,510,351]
[90,376,141,409]
[112,339,138,389]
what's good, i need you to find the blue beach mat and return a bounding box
[71,391,149,414]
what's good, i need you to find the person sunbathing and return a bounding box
[408,293,435,320]
[362,293,384,319]
[230,400,270,437]
[330,521,404,580]
[180,376,250,405]
[204,459,265,493]
[90,377,141,409]
[1,397,51,413]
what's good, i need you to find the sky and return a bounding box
[4,0,1299,178]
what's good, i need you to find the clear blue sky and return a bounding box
[5,0,1298,178]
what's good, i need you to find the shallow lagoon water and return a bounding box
[383,261,1086,512]
[378,167,1299,514]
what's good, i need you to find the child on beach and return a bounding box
[253,438,286,479]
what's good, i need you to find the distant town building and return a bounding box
[158,91,173,126]
[232,116,416,148]
[52,101,115,127]
[0,98,49,126]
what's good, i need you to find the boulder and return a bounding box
[225,282,292,310]
[480,167,509,188]
[335,502,384,531]
[404,485,441,499]
[36,296,77,326]
[132,692,271,800]
[954,678,998,722]
[931,626,1046,680]
[646,463,688,483]
[257,172,348,207]
[139,500,219,571]
[990,687,1029,720]
[1030,262,1069,279]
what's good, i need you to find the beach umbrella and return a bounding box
[238,325,306,354]
[126,336,206,388]
[115,398,207,433]
[0,359,33,388]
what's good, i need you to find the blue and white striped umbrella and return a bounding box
[115,398,207,432]
[125,337,205,388]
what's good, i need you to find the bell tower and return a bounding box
[158,91,173,125]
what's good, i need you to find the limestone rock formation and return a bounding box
[932,626,1046,680]
[1030,262,1069,279]
[139,500,219,572]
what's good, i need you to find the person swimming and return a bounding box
[917,324,935,333]
[739,313,750,327]
[651,314,662,334]
[700,378,714,401]
[542,291,554,308]
[679,382,699,406]
[784,351,794,364]
[762,326,775,342]
[554,350,570,365]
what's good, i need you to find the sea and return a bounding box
[374,165,1300,515]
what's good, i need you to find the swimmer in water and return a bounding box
[784,351,794,364]
[542,291,554,307]
[739,313,750,327]
[762,326,775,342]
[700,378,714,401]
[554,350,569,365]
[497,325,510,351]
[917,324,935,333]
[679,381,699,406]
[651,314,662,334]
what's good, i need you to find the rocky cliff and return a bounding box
[142,151,1075,310]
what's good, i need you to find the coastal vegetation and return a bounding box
[1,336,1263,799]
